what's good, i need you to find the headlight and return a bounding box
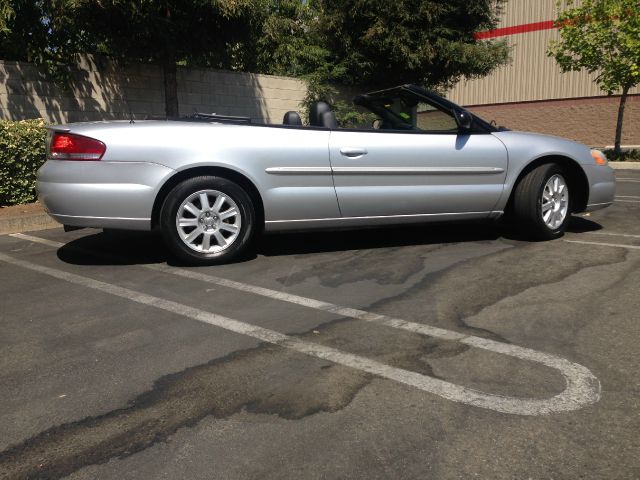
[591,149,608,166]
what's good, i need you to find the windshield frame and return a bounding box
[354,84,499,134]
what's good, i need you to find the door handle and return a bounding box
[340,147,368,158]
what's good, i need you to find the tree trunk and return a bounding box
[163,62,179,118]
[614,85,630,157]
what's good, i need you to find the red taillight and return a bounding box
[49,133,106,161]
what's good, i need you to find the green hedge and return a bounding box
[602,148,640,162]
[0,119,47,206]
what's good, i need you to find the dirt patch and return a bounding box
[0,203,44,218]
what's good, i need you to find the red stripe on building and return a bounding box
[474,20,556,40]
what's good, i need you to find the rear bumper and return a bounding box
[37,160,174,230]
[584,164,616,212]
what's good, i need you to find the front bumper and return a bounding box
[584,164,616,212]
[37,160,174,230]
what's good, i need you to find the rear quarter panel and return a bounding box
[66,122,339,222]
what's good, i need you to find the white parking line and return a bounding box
[565,240,640,250]
[585,232,640,239]
[615,199,640,204]
[10,233,63,248]
[616,178,640,183]
[616,195,640,199]
[6,232,601,416]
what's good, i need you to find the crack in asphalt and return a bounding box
[277,245,443,287]
[366,239,627,341]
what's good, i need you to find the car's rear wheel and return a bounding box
[160,176,255,265]
[512,163,571,240]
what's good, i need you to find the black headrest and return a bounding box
[321,111,337,129]
[309,101,331,127]
[283,111,302,126]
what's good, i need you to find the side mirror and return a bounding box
[456,110,473,130]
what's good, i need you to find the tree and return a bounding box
[0,0,13,33]
[2,1,510,121]
[67,0,262,117]
[0,1,91,86]
[254,0,330,78]
[0,1,61,66]
[253,0,347,121]
[253,0,510,125]
[548,0,640,155]
[315,0,510,89]
[0,1,263,117]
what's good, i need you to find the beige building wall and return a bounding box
[448,0,639,106]
[0,56,307,124]
[447,0,639,147]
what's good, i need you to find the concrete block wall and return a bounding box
[0,56,308,124]
[177,68,307,123]
[2,55,634,148]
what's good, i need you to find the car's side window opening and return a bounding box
[270,87,465,133]
[341,90,460,133]
[415,103,459,132]
[192,85,496,134]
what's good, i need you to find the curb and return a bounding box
[610,162,640,170]
[0,212,59,235]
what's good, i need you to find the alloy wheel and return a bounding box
[176,189,242,253]
[541,174,569,230]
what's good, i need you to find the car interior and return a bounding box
[283,101,338,128]
[282,91,459,132]
[186,86,497,134]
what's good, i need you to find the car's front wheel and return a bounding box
[512,163,571,240]
[160,176,256,265]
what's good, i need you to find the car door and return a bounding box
[328,103,508,219]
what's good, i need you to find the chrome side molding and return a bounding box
[331,166,505,175]
[265,167,332,175]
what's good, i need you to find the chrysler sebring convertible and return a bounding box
[37,84,615,265]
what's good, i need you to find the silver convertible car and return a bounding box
[37,84,615,265]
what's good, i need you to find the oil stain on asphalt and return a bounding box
[0,314,465,480]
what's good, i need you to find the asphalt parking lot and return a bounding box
[1,170,639,480]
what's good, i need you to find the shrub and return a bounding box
[0,119,47,206]
[602,148,640,162]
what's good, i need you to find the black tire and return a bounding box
[512,163,571,240]
[160,176,256,265]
